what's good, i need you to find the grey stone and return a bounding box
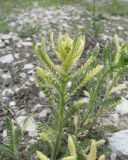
[1,72,11,79]
[9,101,16,107]
[0,54,14,64]
[0,34,12,40]
[4,39,10,44]
[110,153,117,160]
[108,130,128,156]
[110,113,119,126]
[0,42,5,48]
[2,88,13,96]
[39,91,46,98]
[16,116,37,137]
[22,41,33,47]
[23,63,34,70]
[116,98,128,115]
[32,103,42,112]
[39,108,51,118]
[19,72,27,79]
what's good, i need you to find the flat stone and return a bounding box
[16,116,37,137]
[1,72,11,79]
[4,39,10,44]
[110,113,119,126]
[116,98,128,115]
[0,54,14,64]
[117,26,124,31]
[29,77,35,82]
[2,88,13,96]
[19,72,27,79]
[22,41,33,47]
[32,103,42,112]
[0,34,12,40]
[23,63,34,70]
[0,42,5,48]
[39,108,51,118]
[9,101,16,107]
[108,130,128,156]
[39,91,46,98]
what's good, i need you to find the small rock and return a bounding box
[27,69,34,74]
[110,113,119,126]
[0,54,14,64]
[117,26,124,31]
[108,130,128,156]
[14,53,20,59]
[39,91,46,98]
[0,34,12,40]
[39,108,51,118]
[3,129,7,138]
[0,42,5,48]
[16,116,37,137]
[110,152,117,160]
[25,37,32,41]
[4,39,10,44]
[32,103,42,112]
[116,98,128,115]
[23,63,34,70]
[2,88,13,96]
[29,77,35,82]
[16,109,26,116]
[22,41,33,47]
[9,101,16,107]
[1,72,11,79]
[19,72,27,79]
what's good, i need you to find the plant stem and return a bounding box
[51,81,66,160]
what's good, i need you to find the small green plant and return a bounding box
[0,117,23,160]
[18,23,40,38]
[83,0,106,37]
[0,116,45,160]
[37,135,106,160]
[0,21,10,33]
[34,33,127,159]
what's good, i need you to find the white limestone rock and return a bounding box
[0,54,14,63]
[16,116,37,137]
[9,101,16,107]
[39,91,46,98]
[0,34,12,40]
[0,42,5,48]
[22,41,33,47]
[39,108,51,118]
[110,113,119,126]
[116,98,128,115]
[2,88,13,96]
[23,63,34,70]
[108,130,128,156]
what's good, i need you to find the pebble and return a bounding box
[116,98,128,115]
[0,54,14,63]
[39,108,51,118]
[108,130,128,156]
[22,41,33,47]
[23,63,34,70]
[16,116,37,137]
[110,113,119,126]
[32,103,42,112]
[9,101,16,107]
[2,88,13,96]
[19,72,27,78]
[39,91,46,98]
[0,34,12,40]
[0,42,5,48]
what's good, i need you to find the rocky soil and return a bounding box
[0,4,128,160]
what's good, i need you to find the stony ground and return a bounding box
[0,4,128,160]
